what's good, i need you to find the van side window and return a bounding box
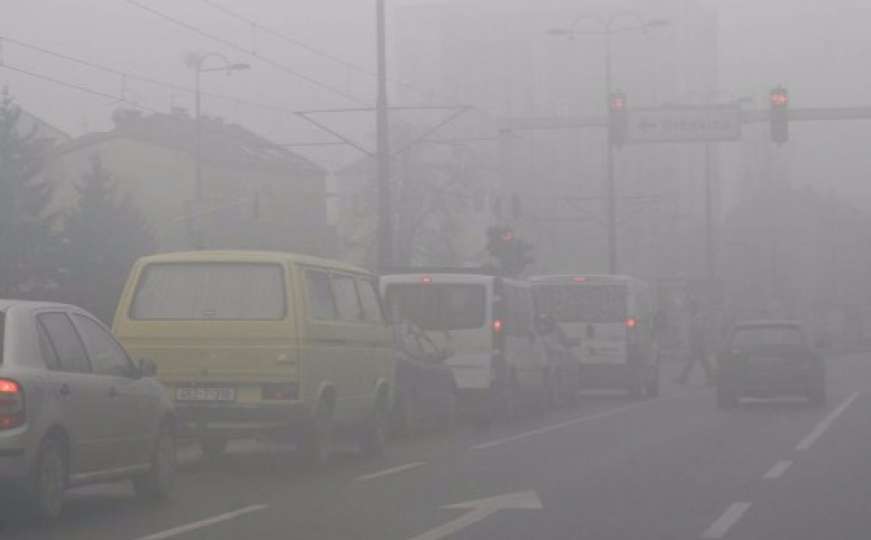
[332,274,364,322]
[38,313,91,374]
[306,270,338,320]
[357,279,385,324]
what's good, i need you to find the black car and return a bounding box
[390,321,457,436]
[717,320,827,409]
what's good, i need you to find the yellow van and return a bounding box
[113,251,394,464]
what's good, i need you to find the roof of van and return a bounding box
[529,274,642,284]
[136,251,372,275]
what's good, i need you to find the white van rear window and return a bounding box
[534,284,626,323]
[385,283,486,331]
[131,263,286,320]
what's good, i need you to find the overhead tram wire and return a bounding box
[123,0,369,106]
[0,35,303,117]
[0,62,161,114]
[197,0,435,103]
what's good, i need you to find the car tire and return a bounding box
[717,382,739,409]
[627,369,644,400]
[392,392,418,438]
[200,437,229,460]
[133,421,176,500]
[360,394,389,458]
[500,370,520,422]
[300,399,334,467]
[29,435,67,520]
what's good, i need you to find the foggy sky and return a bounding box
[4,0,871,202]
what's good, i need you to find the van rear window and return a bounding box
[534,284,626,323]
[130,263,286,320]
[385,283,486,331]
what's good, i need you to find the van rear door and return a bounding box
[383,279,491,391]
[116,261,299,398]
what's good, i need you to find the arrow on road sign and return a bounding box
[408,491,543,540]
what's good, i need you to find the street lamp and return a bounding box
[548,13,670,274]
[184,52,250,248]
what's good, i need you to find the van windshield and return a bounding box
[534,284,627,323]
[131,263,286,320]
[385,283,486,331]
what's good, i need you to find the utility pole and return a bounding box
[704,143,715,281]
[376,0,393,271]
[604,30,617,275]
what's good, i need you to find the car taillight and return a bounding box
[492,319,503,334]
[0,379,24,430]
[262,383,299,401]
[625,318,637,329]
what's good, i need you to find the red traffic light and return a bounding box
[610,94,626,111]
[770,88,789,108]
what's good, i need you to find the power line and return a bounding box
[0,35,301,117]
[123,0,368,106]
[198,0,431,101]
[0,62,160,114]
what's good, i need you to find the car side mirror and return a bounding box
[138,358,158,378]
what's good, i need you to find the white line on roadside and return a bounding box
[763,460,793,480]
[472,399,661,451]
[796,392,860,451]
[356,462,427,482]
[701,502,752,539]
[134,504,268,540]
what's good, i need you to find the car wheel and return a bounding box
[500,370,520,421]
[360,394,389,458]
[134,421,176,500]
[627,369,644,400]
[30,436,67,520]
[717,382,739,409]
[300,399,334,467]
[200,437,229,460]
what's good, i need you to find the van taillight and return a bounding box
[492,319,503,333]
[0,379,24,430]
[625,318,637,329]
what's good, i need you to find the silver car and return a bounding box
[0,301,176,519]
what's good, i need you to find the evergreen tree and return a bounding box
[0,88,58,297]
[60,155,156,322]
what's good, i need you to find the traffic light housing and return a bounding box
[770,86,789,144]
[609,91,628,148]
[485,225,534,277]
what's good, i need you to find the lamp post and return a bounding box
[184,52,250,248]
[548,14,669,274]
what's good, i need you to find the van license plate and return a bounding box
[175,387,236,402]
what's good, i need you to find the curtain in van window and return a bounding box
[131,263,286,320]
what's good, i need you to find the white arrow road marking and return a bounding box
[408,491,543,540]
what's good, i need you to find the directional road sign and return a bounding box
[627,106,742,143]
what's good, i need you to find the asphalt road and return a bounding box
[4,353,871,540]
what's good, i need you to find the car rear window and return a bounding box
[130,262,287,320]
[732,326,804,347]
[534,284,627,323]
[385,283,486,331]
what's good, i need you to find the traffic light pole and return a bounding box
[604,31,618,275]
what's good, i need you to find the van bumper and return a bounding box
[176,401,310,438]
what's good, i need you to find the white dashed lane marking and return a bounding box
[135,504,268,540]
[701,502,752,539]
[763,460,792,480]
[795,392,859,451]
[356,462,427,482]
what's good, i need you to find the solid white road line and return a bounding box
[763,460,793,480]
[795,392,860,451]
[356,462,427,482]
[701,502,752,539]
[134,504,268,540]
[472,399,659,451]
